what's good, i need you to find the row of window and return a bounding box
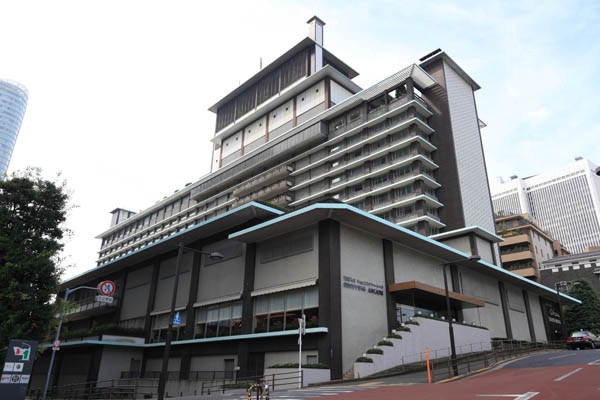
[149,287,319,342]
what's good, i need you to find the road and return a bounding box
[176,350,600,399]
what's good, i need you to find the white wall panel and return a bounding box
[268,100,293,131]
[221,131,242,158]
[244,116,267,145]
[296,81,325,116]
[330,80,353,105]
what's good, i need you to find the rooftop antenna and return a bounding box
[260,57,263,70]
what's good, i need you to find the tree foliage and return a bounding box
[563,278,600,335]
[0,168,71,358]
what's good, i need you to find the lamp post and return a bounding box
[442,255,481,377]
[42,285,98,400]
[157,242,223,400]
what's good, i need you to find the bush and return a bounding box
[396,326,411,332]
[355,357,373,363]
[268,363,329,369]
[60,324,145,340]
[404,320,419,326]
[366,348,383,355]
[388,334,402,339]
[377,340,393,346]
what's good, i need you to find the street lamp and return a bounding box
[442,254,481,377]
[157,242,223,400]
[555,280,582,340]
[42,285,99,400]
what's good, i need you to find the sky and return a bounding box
[2,0,599,280]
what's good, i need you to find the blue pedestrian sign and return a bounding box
[173,312,181,325]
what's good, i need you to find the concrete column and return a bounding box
[144,259,161,342]
[498,282,513,339]
[317,220,342,380]
[522,289,536,341]
[382,240,397,331]
[238,243,256,378]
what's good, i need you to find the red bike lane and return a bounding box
[309,364,600,399]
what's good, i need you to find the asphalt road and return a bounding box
[172,350,600,399]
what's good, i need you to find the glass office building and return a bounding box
[0,79,28,176]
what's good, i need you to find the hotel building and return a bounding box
[30,18,580,395]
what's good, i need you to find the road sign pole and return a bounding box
[41,289,68,400]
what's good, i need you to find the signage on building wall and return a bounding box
[342,275,384,296]
[0,340,38,400]
[548,308,562,325]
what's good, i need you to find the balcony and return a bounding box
[512,267,539,280]
[499,234,530,247]
[501,250,534,263]
[233,165,294,198]
[234,180,293,206]
[65,296,118,321]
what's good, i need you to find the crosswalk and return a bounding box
[224,384,387,399]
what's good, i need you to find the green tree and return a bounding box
[0,168,71,359]
[563,279,600,335]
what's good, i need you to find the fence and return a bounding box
[370,339,566,383]
[199,370,302,395]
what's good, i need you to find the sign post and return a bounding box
[0,340,39,400]
[298,314,306,388]
[41,281,116,400]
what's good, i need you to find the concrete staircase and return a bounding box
[352,316,491,379]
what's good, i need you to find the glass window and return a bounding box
[253,287,319,333]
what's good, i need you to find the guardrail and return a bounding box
[199,370,302,395]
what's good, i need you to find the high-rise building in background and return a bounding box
[0,79,28,176]
[491,158,600,254]
[96,18,499,266]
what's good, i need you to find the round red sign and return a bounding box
[98,280,116,296]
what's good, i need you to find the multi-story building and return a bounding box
[0,79,28,176]
[495,213,569,281]
[540,248,600,298]
[29,18,582,396]
[95,17,499,267]
[491,158,600,254]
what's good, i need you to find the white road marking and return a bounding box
[549,353,576,360]
[588,358,600,365]
[554,367,583,382]
[476,394,539,399]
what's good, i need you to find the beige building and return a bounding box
[495,213,569,281]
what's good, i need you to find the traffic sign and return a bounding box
[173,312,181,325]
[53,340,61,348]
[0,340,38,400]
[95,295,114,303]
[97,280,116,296]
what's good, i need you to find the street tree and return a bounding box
[564,278,600,335]
[0,168,71,359]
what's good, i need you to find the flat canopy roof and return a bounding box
[61,202,284,290]
[430,226,504,243]
[389,281,485,308]
[229,203,581,305]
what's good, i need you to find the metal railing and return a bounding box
[28,378,158,400]
[199,370,302,395]
[370,339,566,383]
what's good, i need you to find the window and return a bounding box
[372,156,388,169]
[254,286,319,333]
[387,84,407,103]
[194,301,242,339]
[368,95,386,113]
[332,117,345,131]
[393,165,412,178]
[371,174,389,187]
[348,108,361,123]
[373,193,389,206]
[151,311,187,343]
[395,184,414,197]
